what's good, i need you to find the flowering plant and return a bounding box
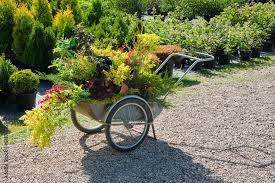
[21,32,178,148]
[20,84,90,148]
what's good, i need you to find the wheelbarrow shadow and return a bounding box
[176,142,275,169]
[79,134,225,183]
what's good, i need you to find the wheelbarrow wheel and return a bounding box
[105,98,153,152]
[71,109,105,134]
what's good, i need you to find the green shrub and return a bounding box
[220,2,275,33]
[59,0,82,23]
[158,0,180,13]
[0,0,15,53]
[112,0,150,17]
[135,33,160,52]
[173,0,242,20]
[43,27,56,63]
[181,17,216,53]
[0,55,17,93]
[13,5,55,70]
[209,18,237,55]
[85,0,103,26]
[131,71,176,102]
[49,0,58,15]
[230,22,268,52]
[24,23,56,70]
[126,17,145,48]
[14,0,32,8]
[51,55,97,82]
[53,9,75,39]
[8,69,39,94]
[210,2,274,54]
[12,5,35,64]
[110,16,129,47]
[144,14,192,45]
[89,13,130,48]
[90,16,110,38]
[24,23,45,67]
[31,0,53,27]
[53,38,75,59]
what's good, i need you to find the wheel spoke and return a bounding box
[107,100,150,151]
[125,126,135,142]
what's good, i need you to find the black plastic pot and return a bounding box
[184,58,202,71]
[203,58,217,69]
[0,93,13,105]
[240,51,252,61]
[0,93,6,106]
[16,90,37,110]
[262,41,273,52]
[192,62,203,71]
[175,58,187,69]
[0,93,17,110]
[251,48,261,58]
[271,33,275,43]
[215,51,230,65]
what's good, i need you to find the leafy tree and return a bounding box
[31,0,53,27]
[112,0,150,17]
[14,0,32,8]
[12,5,35,64]
[85,0,103,25]
[126,17,145,48]
[158,0,180,13]
[0,0,15,53]
[59,0,82,23]
[24,23,56,70]
[89,12,130,48]
[173,0,242,20]
[53,9,75,39]
[110,16,129,47]
[0,55,17,93]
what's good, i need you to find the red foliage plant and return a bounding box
[38,84,65,104]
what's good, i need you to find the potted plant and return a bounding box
[209,17,241,65]
[8,69,39,110]
[262,39,274,52]
[244,3,275,52]
[0,55,17,104]
[251,25,269,57]
[238,22,269,61]
[182,17,215,69]
[233,23,253,61]
[153,45,183,76]
[251,47,262,58]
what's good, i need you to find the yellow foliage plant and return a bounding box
[20,85,89,148]
[91,46,131,85]
[131,34,161,73]
[52,8,75,39]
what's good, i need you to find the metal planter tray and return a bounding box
[74,98,164,122]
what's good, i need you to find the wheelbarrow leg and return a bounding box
[131,123,157,140]
[151,123,157,140]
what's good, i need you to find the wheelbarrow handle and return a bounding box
[154,51,214,84]
[154,51,214,74]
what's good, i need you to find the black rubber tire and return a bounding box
[71,109,105,134]
[105,98,153,152]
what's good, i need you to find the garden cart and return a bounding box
[71,51,214,152]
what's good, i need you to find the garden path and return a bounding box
[1,65,275,183]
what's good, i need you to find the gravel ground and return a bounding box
[1,65,275,183]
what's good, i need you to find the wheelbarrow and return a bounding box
[71,51,214,152]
